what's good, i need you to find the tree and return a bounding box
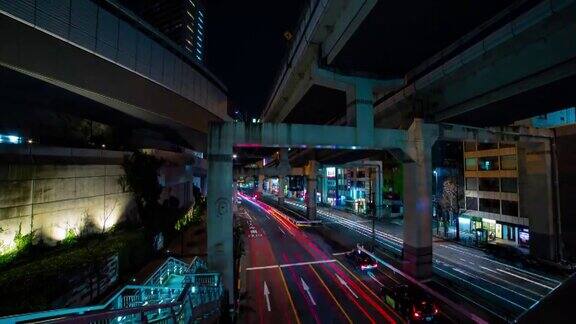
[119,151,164,243]
[440,178,460,238]
[100,198,118,234]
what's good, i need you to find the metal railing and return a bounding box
[1,257,223,324]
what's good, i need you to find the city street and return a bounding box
[1,0,574,321]
[268,195,564,322]
[237,195,412,323]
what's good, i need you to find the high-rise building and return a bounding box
[120,0,206,63]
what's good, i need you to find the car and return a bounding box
[380,284,439,322]
[345,248,378,271]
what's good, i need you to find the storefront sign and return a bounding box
[346,170,352,190]
[519,228,530,246]
[326,167,336,178]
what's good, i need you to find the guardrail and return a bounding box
[1,257,223,324]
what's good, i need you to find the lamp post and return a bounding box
[433,169,438,198]
[433,169,439,235]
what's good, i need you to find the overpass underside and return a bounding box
[206,119,554,303]
[0,2,228,151]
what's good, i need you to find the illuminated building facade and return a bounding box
[120,0,206,63]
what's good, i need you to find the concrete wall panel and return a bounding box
[0,164,133,250]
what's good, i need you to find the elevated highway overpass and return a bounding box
[263,0,576,128]
[0,0,229,150]
[246,0,567,305]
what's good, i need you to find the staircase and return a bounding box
[0,257,224,323]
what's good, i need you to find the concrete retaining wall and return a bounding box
[0,164,134,249]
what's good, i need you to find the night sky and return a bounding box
[205,0,306,119]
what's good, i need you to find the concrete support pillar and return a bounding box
[206,123,234,304]
[258,175,265,193]
[232,181,238,213]
[402,119,438,280]
[277,148,289,206]
[277,176,285,206]
[518,140,557,261]
[305,160,318,219]
[346,80,374,147]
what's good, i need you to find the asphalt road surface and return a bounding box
[272,196,564,322]
[238,194,453,324]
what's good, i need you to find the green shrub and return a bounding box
[0,229,150,316]
[61,229,77,246]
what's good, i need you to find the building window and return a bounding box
[501,178,518,193]
[465,178,477,190]
[501,155,517,170]
[479,178,499,192]
[479,198,500,214]
[478,142,498,150]
[465,158,477,171]
[478,157,499,171]
[464,142,476,152]
[501,200,519,216]
[466,197,478,210]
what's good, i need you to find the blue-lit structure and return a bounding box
[531,107,576,129]
[0,257,223,323]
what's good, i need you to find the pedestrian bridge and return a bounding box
[0,257,224,323]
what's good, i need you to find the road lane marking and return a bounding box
[436,244,561,285]
[334,262,401,323]
[278,268,301,324]
[279,259,337,268]
[432,279,508,322]
[300,277,317,306]
[434,266,528,310]
[246,259,336,271]
[332,251,351,256]
[246,265,279,271]
[375,267,401,284]
[336,273,358,298]
[496,268,555,290]
[263,281,271,312]
[308,265,353,324]
[479,266,544,299]
[277,226,286,235]
[368,272,384,287]
[287,197,563,291]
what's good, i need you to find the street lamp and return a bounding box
[433,169,438,198]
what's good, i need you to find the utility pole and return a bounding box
[370,167,376,251]
[371,202,376,252]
